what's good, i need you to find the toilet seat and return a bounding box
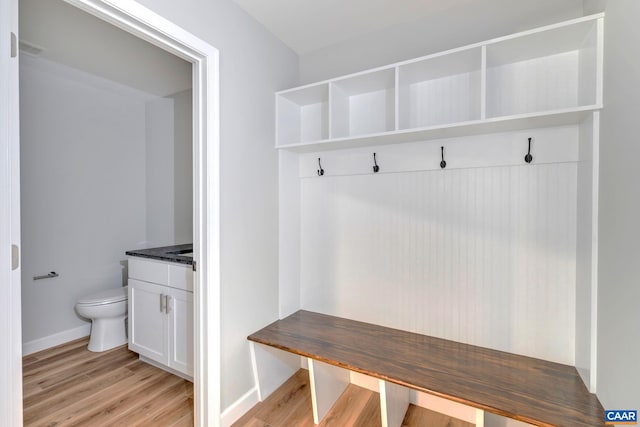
[77,287,127,306]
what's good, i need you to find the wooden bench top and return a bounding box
[248,310,604,427]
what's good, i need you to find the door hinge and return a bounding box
[192,260,196,272]
[10,32,17,58]
[11,245,19,270]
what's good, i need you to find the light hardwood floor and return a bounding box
[23,337,193,427]
[232,369,473,427]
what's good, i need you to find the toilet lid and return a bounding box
[77,287,128,305]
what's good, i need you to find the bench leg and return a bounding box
[249,342,301,401]
[379,380,410,427]
[307,358,350,424]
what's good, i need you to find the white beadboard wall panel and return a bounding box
[403,71,481,129]
[330,83,349,138]
[299,126,578,178]
[331,83,395,139]
[348,89,395,137]
[300,162,577,364]
[486,51,579,118]
[301,102,328,142]
[279,149,302,318]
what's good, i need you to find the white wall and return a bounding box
[145,97,175,246]
[145,90,193,247]
[299,1,584,84]
[132,0,298,411]
[592,0,640,411]
[171,89,193,245]
[20,56,150,346]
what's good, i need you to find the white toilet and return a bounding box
[75,286,128,352]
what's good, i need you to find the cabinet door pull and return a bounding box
[166,295,172,314]
[160,293,166,312]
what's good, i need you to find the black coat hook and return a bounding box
[440,146,447,169]
[372,153,380,173]
[524,137,533,164]
[317,158,324,176]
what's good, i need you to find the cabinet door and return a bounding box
[129,279,168,365]
[167,288,194,377]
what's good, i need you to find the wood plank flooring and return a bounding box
[232,369,473,427]
[23,337,193,427]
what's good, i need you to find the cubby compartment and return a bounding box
[330,68,396,138]
[275,14,603,151]
[398,47,482,129]
[486,18,600,118]
[277,84,329,146]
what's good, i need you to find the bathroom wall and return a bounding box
[144,90,193,247]
[20,55,150,351]
[170,89,193,245]
[145,97,175,246]
[20,55,193,353]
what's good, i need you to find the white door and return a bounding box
[1,0,23,424]
[129,279,168,365]
[168,288,194,377]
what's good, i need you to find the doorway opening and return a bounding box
[5,0,220,425]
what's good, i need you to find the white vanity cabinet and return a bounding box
[128,257,193,379]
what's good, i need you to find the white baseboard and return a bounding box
[220,386,259,427]
[22,324,91,356]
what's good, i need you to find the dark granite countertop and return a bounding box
[126,243,193,265]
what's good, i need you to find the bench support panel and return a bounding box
[250,342,301,401]
[308,358,350,424]
[475,408,485,427]
[379,380,410,427]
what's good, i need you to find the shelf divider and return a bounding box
[481,45,487,120]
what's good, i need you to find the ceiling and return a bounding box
[232,0,473,54]
[19,0,192,97]
[233,0,588,55]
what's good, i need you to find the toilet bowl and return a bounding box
[76,286,128,352]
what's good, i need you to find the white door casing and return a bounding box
[0,0,23,424]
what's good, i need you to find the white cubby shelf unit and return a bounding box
[275,13,603,152]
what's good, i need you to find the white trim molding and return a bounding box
[22,324,91,356]
[0,0,23,424]
[220,387,260,427]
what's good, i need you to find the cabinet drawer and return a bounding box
[169,264,193,292]
[128,257,193,291]
[129,258,168,285]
